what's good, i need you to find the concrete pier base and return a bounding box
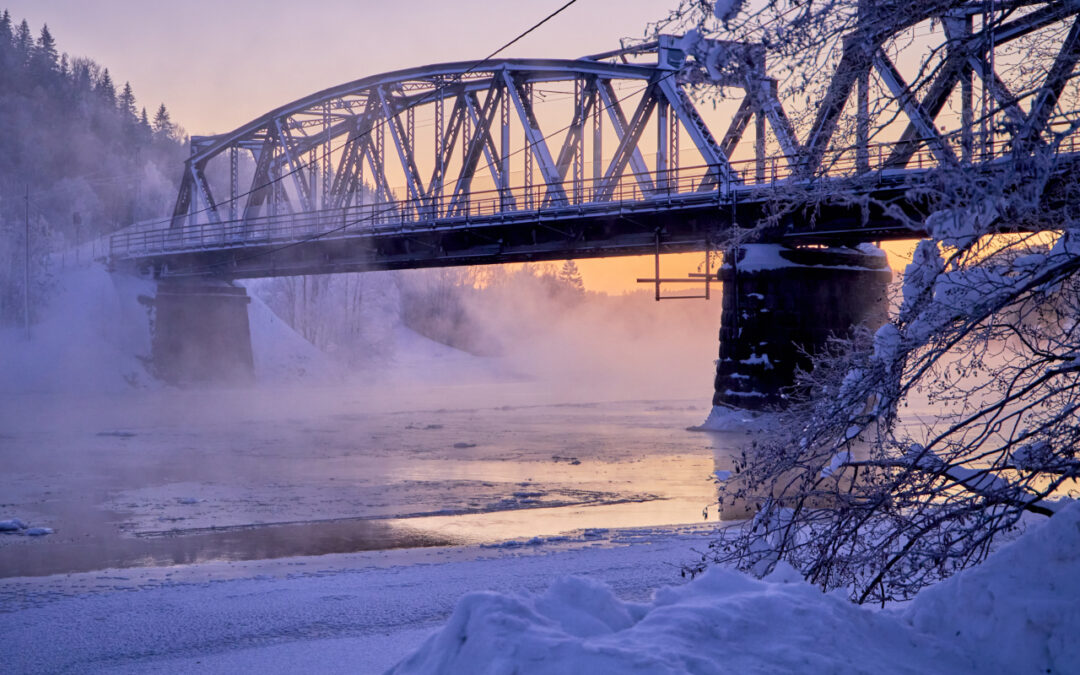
[713,244,891,411]
[151,281,255,385]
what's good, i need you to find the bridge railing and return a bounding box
[111,129,1079,261]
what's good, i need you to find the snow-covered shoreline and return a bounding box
[5,503,1077,674]
[1,524,715,674]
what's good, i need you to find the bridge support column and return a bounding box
[150,280,255,385]
[713,244,891,411]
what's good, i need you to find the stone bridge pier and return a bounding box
[150,280,255,385]
[713,244,891,411]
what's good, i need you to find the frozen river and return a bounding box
[0,381,740,578]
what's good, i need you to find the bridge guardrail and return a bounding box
[110,130,1078,261]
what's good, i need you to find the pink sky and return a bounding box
[6,0,668,135]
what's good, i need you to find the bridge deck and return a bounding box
[110,141,1080,280]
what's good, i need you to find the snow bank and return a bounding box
[692,404,776,432]
[906,501,1080,674]
[390,568,965,674]
[392,503,1080,674]
[246,291,338,383]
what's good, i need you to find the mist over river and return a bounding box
[0,381,743,578]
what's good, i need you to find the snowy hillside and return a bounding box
[0,262,495,393]
[0,265,156,393]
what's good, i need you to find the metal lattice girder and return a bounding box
[170,51,756,228]
[165,4,1080,236]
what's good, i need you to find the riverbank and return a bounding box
[1,523,714,673]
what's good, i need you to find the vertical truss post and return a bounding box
[358,148,365,209]
[270,158,279,219]
[500,83,511,210]
[308,149,318,219]
[856,0,871,174]
[229,146,238,221]
[981,4,997,159]
[592,84,602,200]
[375,119,385,204]
[407,105,416,218]
[462,103,471,214]
[434,88,444,217]
[573,79,584,203]
[945,11,974,164]
[322,103,331,208]
[657,92,669,192]
[670,104,679,189]
[755,110,766,183]
[523,82,533,209]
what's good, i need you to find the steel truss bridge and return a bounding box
[110,0,1080,279]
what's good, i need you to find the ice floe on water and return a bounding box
[0,519,52,536]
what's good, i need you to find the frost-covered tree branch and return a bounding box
[665,0,1080,602]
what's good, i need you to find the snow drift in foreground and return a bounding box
[392,502,1080,674]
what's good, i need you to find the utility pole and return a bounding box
[24,184,30,340]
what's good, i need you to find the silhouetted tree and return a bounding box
[118,81,137,123]
[153,103,176,140]
[95,67,115,105]
[31,23,57,73]
[557,260,585,294]
[13,18,30,65]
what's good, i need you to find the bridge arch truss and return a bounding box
[115,1,1080,278]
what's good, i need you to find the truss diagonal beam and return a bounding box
[597,79,657,197]
[874,50,958,167]
[379,86,427,204]
[720,97,754,158]
[450,80,505,214]
[655,76,740,190]
[464,90,514,207]
[801,45,868,176]
[554,78,595,181]
[273,118,313,212]
[427,93,466,204]
[1019,15,1080,148]
[502,70,569,205]
[244,135,277,222]
[598,83,658,200]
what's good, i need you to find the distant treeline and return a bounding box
[0,9,187,324]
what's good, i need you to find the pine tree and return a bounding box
[14,19,31,65]
[33,24,58,72]
[139,106,151,130]
[153,103,175,139]
[95,67,115,104]
[0,11,12,71]
[118,81,137,121]
[0,11,11,43]
[558,260,585,293]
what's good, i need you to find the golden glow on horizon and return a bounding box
[570,240,918,295]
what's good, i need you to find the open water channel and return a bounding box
[0,380,745,578]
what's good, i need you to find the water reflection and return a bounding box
[0,394,752,578]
